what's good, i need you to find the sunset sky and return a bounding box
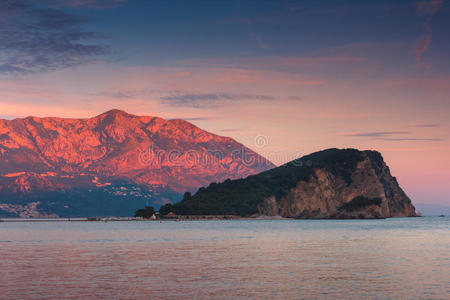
[0,0,449,206]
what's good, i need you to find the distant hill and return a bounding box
[162,148,417,219]
[0,109,274,217]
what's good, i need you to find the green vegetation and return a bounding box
[158,203,173,216]
[134,206,155,218]
[158,148,371,216]
[339,196,382,212]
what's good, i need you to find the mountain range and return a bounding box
[0,110,274,217]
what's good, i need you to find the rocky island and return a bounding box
[161,148,417,219]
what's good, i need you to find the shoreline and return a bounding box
[0,215,429,222]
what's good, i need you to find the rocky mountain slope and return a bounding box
[164,148,417,219]
[0,109,274,217]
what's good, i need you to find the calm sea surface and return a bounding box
[0,217,449,299]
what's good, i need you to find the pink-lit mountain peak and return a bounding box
[0,110,274,217]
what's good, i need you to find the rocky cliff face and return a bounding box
[168,149,416,219]
[0,109,274,217]
[259,151,416,218]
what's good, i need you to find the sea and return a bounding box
[0,217,448,299]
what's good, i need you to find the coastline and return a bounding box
[0,215,426,222]
[0,216,268,222]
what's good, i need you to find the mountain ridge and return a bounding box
[0,109,274,217]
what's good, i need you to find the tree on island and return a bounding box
[134,206,155,219]
[159,203,173,216]
[159,193,191,216]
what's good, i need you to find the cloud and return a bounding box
[160,92,276,108]
[338,131,443,142]
[99,91,138,99]
[219,128,242,133]
[416,0,443,16]
[339,131,410,137]
[46,0,127,8]
[0,0,108,74]
[385,138,443,141]
[97,88,277,108]
[288,96,303,101]
[414,0,443,70]
[415,123,439,128]
[182,117,211,121]
[414,22,433,70]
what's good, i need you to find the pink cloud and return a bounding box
[414,0,443,70]
[414,22,433,71]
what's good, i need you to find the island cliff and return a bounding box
[163,148,417,219]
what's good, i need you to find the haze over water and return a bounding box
[1,218,448,299]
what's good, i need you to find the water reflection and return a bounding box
[0,218,449,299]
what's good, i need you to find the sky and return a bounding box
[0,0,449,206]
